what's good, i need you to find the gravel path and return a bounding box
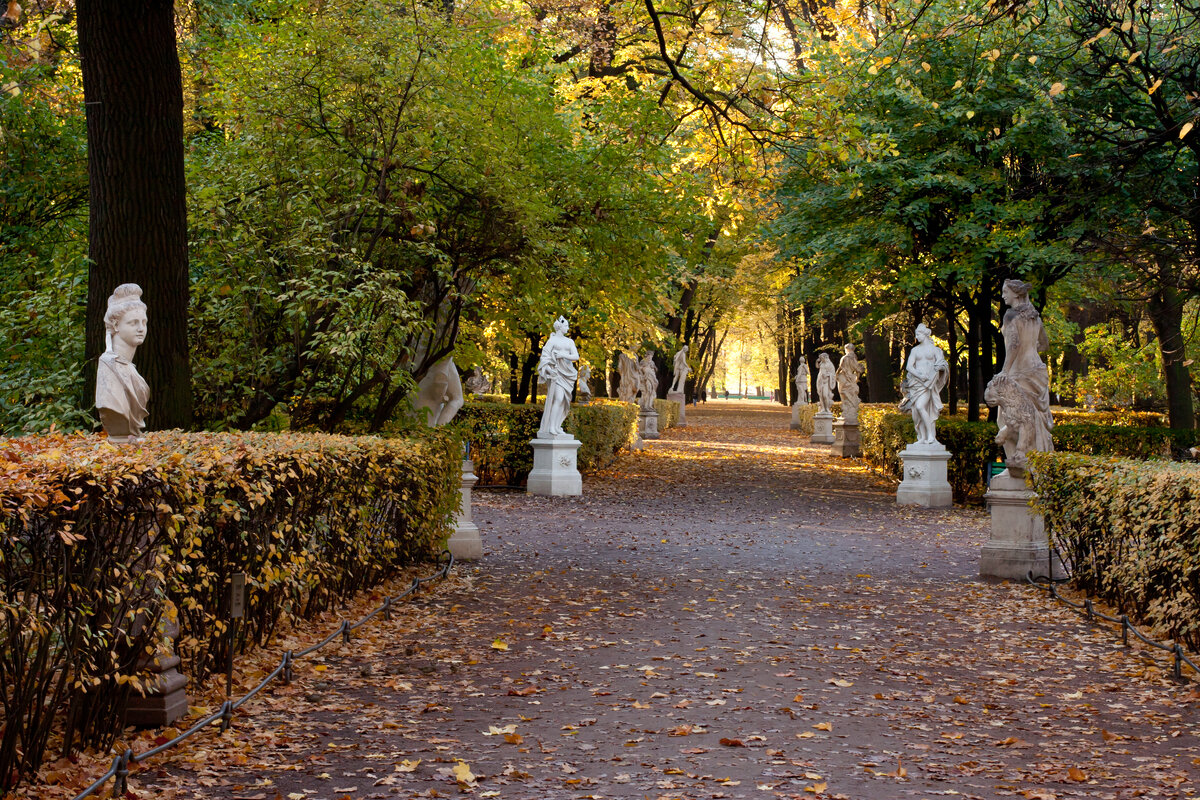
[140,402,1198,800]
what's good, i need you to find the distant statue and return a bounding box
[464,367,491,396]
[835,343,865,423]
[617,352,638,403]
[898,323,949,445]
[986,279,1053,474]
[670,346,690,394]
[95,283,149,442]
[636,352,658,411]
[577,364,593,403]
[794,361,810,405]
[815,353,836,413]
[414,357,464,427]
[536,316,580,438]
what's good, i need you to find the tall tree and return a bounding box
[78,0,192,429]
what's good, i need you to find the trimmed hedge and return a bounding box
[453,400,638,486]
[0,430,459,787]
[792,402,843,435]
[1030,452,1200,651]
[654,397,680,430]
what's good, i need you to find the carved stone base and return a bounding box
[896,443,953,507]
[979,471,1063,581]
[447,459,482,560]
[667,392,687,426]
[124,653,188,728]
[527,436,583,496]
[790,402,802,431]
[639,410,660,440]
[810,411,835,444]
[831,420,860,458]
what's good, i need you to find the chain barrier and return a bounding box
[70,550,455,800]
[1027,571,1199,683]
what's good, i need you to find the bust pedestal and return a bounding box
[639,409,660,440]
[896,443,953,507]
[810,411,835,444]
[831,419,860,457]
[979,470,1062,580]
[528,435,583,496]
[124,613,188,727]
[790,402,802,431]
[447,459,482,560]
[667,391,687,426]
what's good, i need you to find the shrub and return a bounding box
[858,407,999,500]
[0,430,459,787]
[1029,452,1200,651]
[654,398,680,429]
[792,402,841,435]
[453,400,637,486]
[1052,424,1196,460]
[1051,409,1166,427]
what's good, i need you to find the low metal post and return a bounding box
[227,573,246,699]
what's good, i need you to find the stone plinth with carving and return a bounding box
[896,442,953,507]
[528,435,583,496]
[810,411,835,444]
[667,391,686,426]
[979,471,1063,580]
[447,458,482,560]
[639,409,660,440]
[831,419,860,457]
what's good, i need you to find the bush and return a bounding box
[0,430,459,787]
[453,400,637,486]
[792,402,842,435]
[654,398,680,429]
[1029,452,1200,651]
[858,407,999,500]
[1052,424,1196,460]
[1051,409,1166,427]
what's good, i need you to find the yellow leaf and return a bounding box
[921,62,931,71]
[1127,50,1141,63]
[483,724,517,735]
[805,782,827,793]
[452,761,476,785]
[1028,55,1038,64]
[491,638,509,651]
[397,759,421,772]
[953,79,963,90]
[1049,82,1066,97]
[1067,766,1087,781]
[813,722,833,731]
[1180,121,1194,139]
[1149,78,1163,94]
[966,110,975,119]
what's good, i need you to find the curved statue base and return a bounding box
[528,436,583,496]
[979,471,1064,581]
[639,409,660,440]
[447,459,482,561]
[896,443,953,508]
[667,391,687,426]
[810,411,835,444]
[831,420,860,458]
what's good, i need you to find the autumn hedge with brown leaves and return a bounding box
[0,429,460,789]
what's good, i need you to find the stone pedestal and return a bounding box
[810,411,834,444]
[124,612,188,728]
[667,392,687,427]
[639,409,660,440]
[831,420,860,457]
[979,471,1062,581]
[790,403,802,431]
[447,459,482,560]
[896,443,953,507]
[527,436,583,496]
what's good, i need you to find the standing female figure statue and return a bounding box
[95,283,149,442]
[899,323,949,445]
[637,352,658,411]
[536,316,580,438]
[794,361,810,404]
[617,352,638,403]
[835,343,866,423]
[985,279,1053,473]
[670,346,690,394]
[815,352,836,413]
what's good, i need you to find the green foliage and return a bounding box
[1052,424,1196,460]
[0,429,459,784]
[1029,451,1200,651]
[792,402,842,435]
[653,398,680,430]
[569,401,639,472]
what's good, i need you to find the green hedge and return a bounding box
[0,430,459,787]
[792,402,843,435]
[453,400,638,486]
[654,397,680,429]
[1029,452,1200,651]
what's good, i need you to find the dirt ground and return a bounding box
[75,402,1200,800]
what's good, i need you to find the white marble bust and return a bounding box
[95,283,149,442]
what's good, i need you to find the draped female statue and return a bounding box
[815,353,836,413]
[95,284,149,442]
[835,343,865,424]
[898,323,949,445]
[536,316,580,438]
[985,279,1053,474]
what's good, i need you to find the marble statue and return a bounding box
[898,323,949,445]
[464,367,491,396]
[617,352,638,403]
[414,357,464,427]
[794,361,810,404]
[636,352,658,411]
[670,346,690,394]
[577,364,593,402]
[835,343,865,424]
[536,316,580,438]
[96,283,149,442]
[815,353,836,413]
[985,278,1053,474]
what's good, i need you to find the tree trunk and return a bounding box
[965,294,981,422]
[862,324,895,403]
[1148,286,1195,430]
[508,352,520,403]
[80,0,192,430]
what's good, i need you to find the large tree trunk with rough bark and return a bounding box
[79,0,192,430]
[1148,286,1195,430]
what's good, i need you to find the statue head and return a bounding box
[103,283,147,355]
[844,343,855,354]
[915,322,931,342]
[1002,278,1032,306]
[553,315,569,335]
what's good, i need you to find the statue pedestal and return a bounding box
[810,411,835,444]
[639,409,660,440]
[528,436,583,496]
[667,392,687,426]
[979,471,1062,580]
[447,459,482,560]
[124,612,188,727]
[896,443,953,507]
[831,420,860,457]
[790,402,802,431]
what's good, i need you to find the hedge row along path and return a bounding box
[105,403,1199,799]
